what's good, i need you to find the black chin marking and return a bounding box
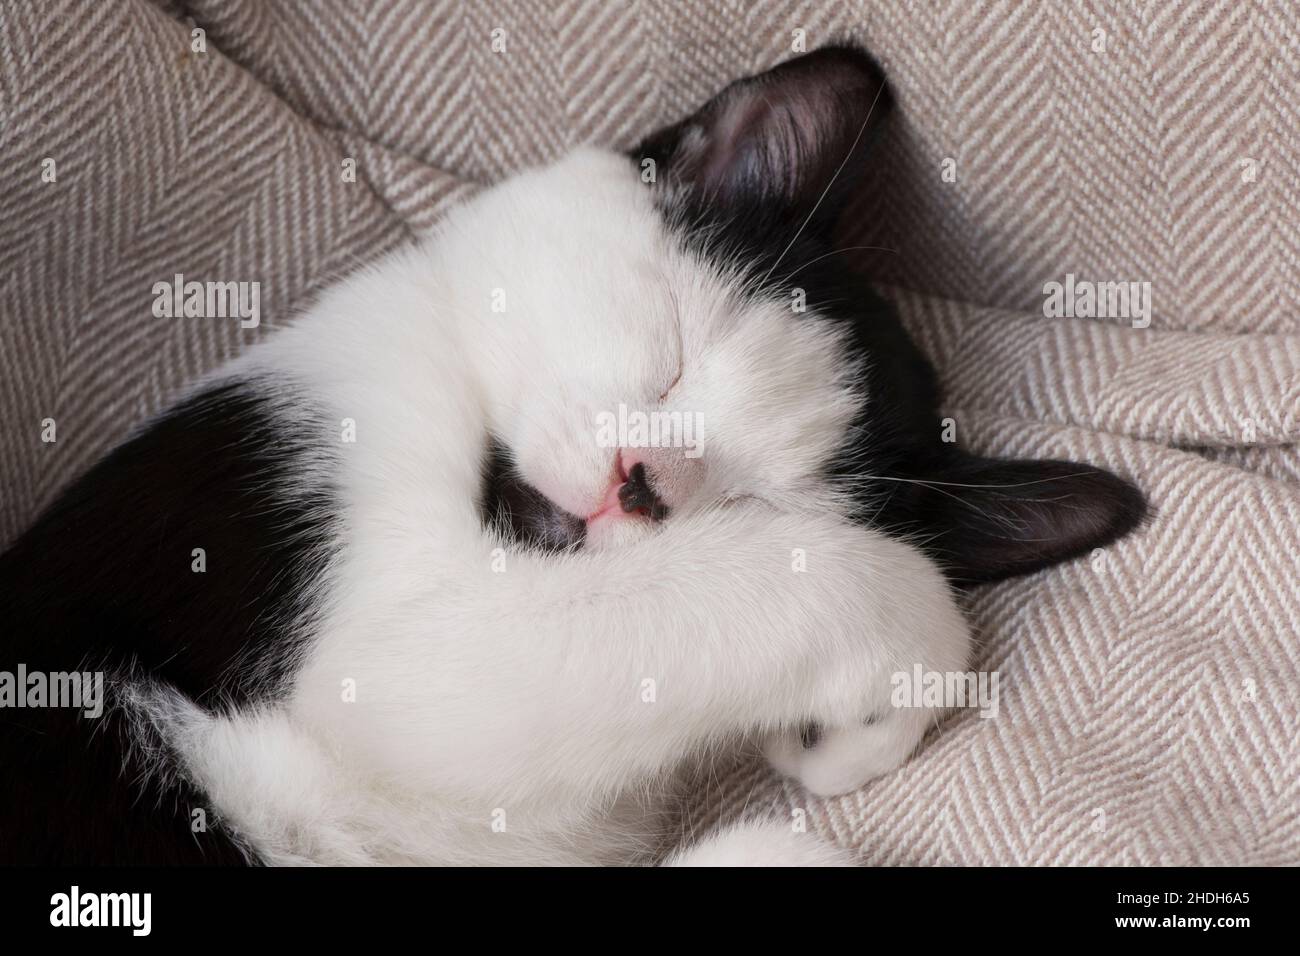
[479,438,587,552]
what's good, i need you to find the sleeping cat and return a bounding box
[0,47,1143,865]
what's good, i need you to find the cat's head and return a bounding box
[462,46,1145,583]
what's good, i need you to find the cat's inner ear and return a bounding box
[899,455,1148,585]
[636,46,890,220]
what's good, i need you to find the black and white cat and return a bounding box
[0,48,1144,865]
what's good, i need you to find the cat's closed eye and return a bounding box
[657,365,682,402]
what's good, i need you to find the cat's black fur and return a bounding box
[0,382,333,863]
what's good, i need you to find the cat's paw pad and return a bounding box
[764,712,926,797]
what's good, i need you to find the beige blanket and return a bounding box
[1,0,1296,864]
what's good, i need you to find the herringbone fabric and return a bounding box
[0,0,1296,864]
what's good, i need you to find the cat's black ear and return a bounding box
[899,455,1148,585]
[634,46,890,226]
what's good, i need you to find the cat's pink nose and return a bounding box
[617,447,643,478]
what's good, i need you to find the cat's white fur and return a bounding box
[145,148,970,865]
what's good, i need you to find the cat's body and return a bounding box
[0,49,1144,865]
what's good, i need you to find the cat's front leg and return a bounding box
[448,504,968,799]
[300,501,970,813]
[760,550,971,798]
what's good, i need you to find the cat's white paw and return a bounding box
[763,540,971,797]
[665,819,858,866]
[764,708,931,797]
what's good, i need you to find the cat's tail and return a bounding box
[663,819,858,867]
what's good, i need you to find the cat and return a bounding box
[0,47,1144,865]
